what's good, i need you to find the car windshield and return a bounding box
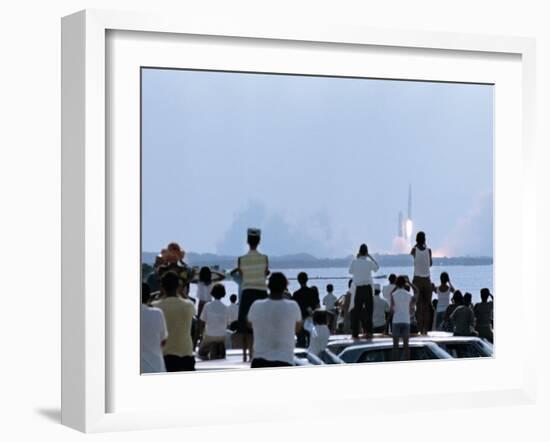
[437,342,490,358]
[346,343,452,363]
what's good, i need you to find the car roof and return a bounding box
[328,333,486,345]
[196,348,317,371]
[224,348,312,356]
[340,341,440,352]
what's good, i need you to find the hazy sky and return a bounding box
[142,68,493,258]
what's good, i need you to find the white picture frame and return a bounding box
[61,9,537,433]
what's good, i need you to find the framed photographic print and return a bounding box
[61,9,537,432]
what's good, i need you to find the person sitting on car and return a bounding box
[474,288,493,343]
[450,297,478,337]
[372,284,389,334]
[308,310,331,357]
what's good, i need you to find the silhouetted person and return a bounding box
[443,290,463,332]
[382,274,397,334]
[411,231,433,335]
[474,288,494,343]
[463,292,474,309]
[348,243,379,339]
[292,272,320,347]
[450,296,477,337]
[431,299,438,330]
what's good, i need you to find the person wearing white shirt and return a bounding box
[140,283,168,374]
[382,274,397,333]
[372,284,390,334]
[196,267,226,315]
[225,293,239,350]
[198,284,229,360]
[433,271,455,330]
[348,243,380,338]
[196,281,212,302]
[410,231,433,335]
[153,272,196,371]
[248,272,302,368]
[227,294,239,325]
[390,276,417,361]
[322,284,337,311]
[308,310,331,356]
[322,284,338,332]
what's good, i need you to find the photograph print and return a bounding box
[140,68,494,374]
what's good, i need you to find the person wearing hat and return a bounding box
[154,242,195,294]
[474,288,494,343]
[372,283,389,334]
[236,228,270,361]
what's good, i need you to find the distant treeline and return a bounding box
[141,251,493,273]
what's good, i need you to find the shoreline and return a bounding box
[142,252,493,270]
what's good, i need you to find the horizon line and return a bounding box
[141,250,494,260]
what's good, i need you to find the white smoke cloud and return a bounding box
[216,200,349,257]
[391,236,410,254]
[436,192,493,257]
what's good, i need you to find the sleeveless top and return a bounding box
[413,246,431,278]
[239,249,268,291]
[436,287,451,312]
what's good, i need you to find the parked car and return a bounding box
[195,349,325,371]
[326,337,372,356]
[413,335,493,358]
[338,341,453,363]
[327,333,493,359]
[317,349,345,365]
[293,349,325,366]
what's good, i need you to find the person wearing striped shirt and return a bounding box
[236,228,270,360]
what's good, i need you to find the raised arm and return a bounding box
[448,279,455,293]
[368,254,380,271]
[409,297,415,316]
[211,270,226,282]
[406,277,418,295]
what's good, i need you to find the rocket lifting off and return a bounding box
[397,184,414,248]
